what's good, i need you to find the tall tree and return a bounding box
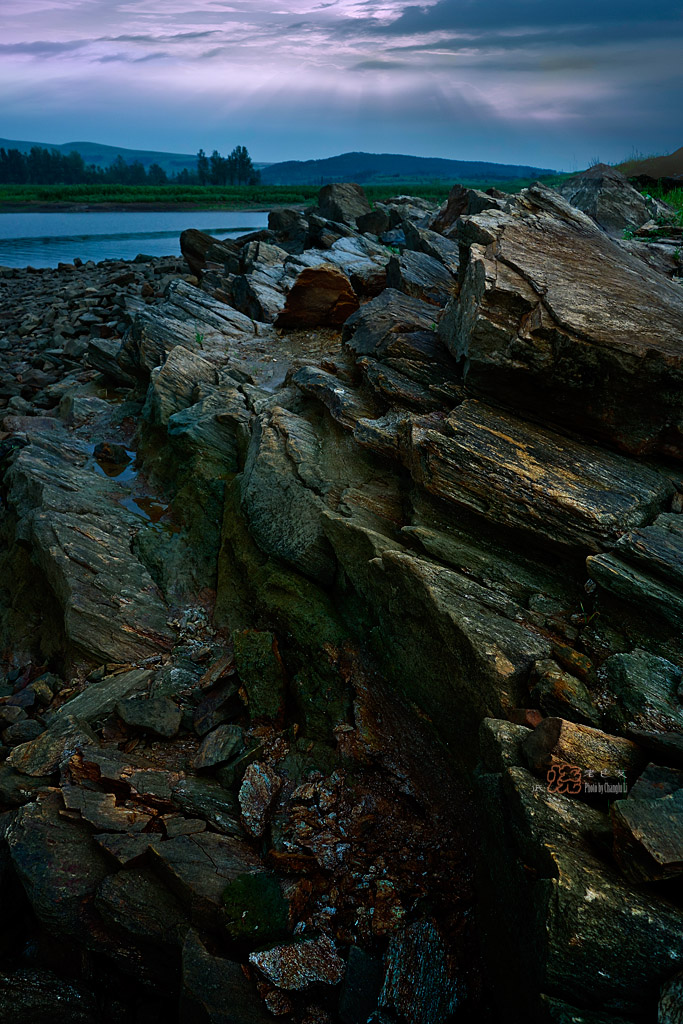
[196,148,210,185]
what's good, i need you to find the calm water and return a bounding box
[0,210,269,268]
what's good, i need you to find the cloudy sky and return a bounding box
[2,0,682,168]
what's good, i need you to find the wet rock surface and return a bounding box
[1,175,682,1023]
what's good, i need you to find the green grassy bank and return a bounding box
[0,177,565,209]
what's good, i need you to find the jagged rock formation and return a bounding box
[0,173,682,1023]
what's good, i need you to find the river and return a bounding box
[0,209,270,268]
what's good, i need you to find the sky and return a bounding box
[2,0,683,169]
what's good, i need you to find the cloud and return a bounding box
[0,39,88,55]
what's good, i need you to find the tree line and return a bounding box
[0,145,260,186]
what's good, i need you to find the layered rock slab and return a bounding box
[442,184,683,458]
[407,400,672,551]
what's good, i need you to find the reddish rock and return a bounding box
[249,935,345,991]
[275,266,359,329]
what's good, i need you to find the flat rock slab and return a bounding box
[408,400,671,551]
[95,867,189,948]
[56,669,154,724]
[444,183,683,458]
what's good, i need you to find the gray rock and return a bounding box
[181,929,271,1024]
[556,163,662,235]
[317,183,371,227]
[116,695,182,738]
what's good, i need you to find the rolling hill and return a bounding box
[0,138,556,185]
[260,151,558,185]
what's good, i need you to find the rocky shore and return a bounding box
[0,168,682,1023]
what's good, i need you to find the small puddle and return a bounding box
[119,494,170,524]
[85,442,172,527]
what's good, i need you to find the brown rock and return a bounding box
[249,935,345,991]
[275,266,359,329]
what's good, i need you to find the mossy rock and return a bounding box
[233,629,286,721]
[291,665,352,742]
[222,872,289,945]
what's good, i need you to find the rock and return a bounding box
[148,831,262,925]
[8,715,97,776]
[143,345,218,427]
[660,970,683,1024]
[222,872,289,944]
[275,265,359,328]
[598,649,683,735]
[379,918,462,1024]
[428,183,504,235]
[239,762,281,838]
[0,969,97,1024]
[61,784,152,832]
[231,268,287,323]
[317,183,371,227]
[338,947,383,1024]
[171,776,242,836]
[92,832,150,867]
[233,630,287,720]
[538,995,634,1024]
[402,221,461,275]
[292,365,377,430]
[269,208,309,253]
[611,789,683,882]
[587,514,683,626]
[522,718,645,785]
[95,867,189,949]
[6,791,111,943]
[181,929,271,1024]
[193,681,240,736]
[531,659,600,727]
[116,695,183,738]
[1,718,43,746]
[630,763,683,801]
[556,163,662,235]
[3,439,174,664]
[249,935,345,991]
[385,251,456,307]
[194,724,244,770]
[407,399,671,552]
[0,763,52,805]
[477,762,683,1014]
[479,718,531,773]
[442,184,683,459]
[56,668,154,724]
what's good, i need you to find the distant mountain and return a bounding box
[260,151,558,185]
[0,138,557,184]
[0,138,270,176]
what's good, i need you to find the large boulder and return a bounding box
[441,183,683,459]
[317,183,371,227]
[274,265,359,328]
[555,163,663,235]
